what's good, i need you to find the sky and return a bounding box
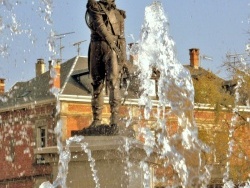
[0,0,249,91]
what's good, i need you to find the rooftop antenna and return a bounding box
[224,52,250,79]
[226,53,248,66]
[200,54,213,67]
[201,54,213,61]
[73,40,87,56]
[226,53,247,59]
[55,32,75,60]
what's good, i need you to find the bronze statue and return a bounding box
[80,0,127,135]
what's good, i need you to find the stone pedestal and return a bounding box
[35,136,159,188]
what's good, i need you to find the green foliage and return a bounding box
[236,70,250,105]
[192,72,234,106]
[223,55,250,105]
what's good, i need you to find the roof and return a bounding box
[0,56,140,110]
[183,65,236,105]
[184,65,224,83]
[0,56,91,110]
[1,55,236,111]
[60,56,92,96]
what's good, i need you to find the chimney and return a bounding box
[0,78,5,94]
[50,59,61,92]
[36,58,46,76]
[189,48,200,69]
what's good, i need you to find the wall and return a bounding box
[0,100,249,187]
[0,104,55,187]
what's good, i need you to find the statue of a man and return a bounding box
[86,0,127,129]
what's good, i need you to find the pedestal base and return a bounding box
[71,124,118,136]
[35,136,159,188]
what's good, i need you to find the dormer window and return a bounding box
[19,90,31,98]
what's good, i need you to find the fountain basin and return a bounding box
[35,136,160,188]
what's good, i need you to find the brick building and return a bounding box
[0,50,249,187]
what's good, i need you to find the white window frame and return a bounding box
[36,119,47,148]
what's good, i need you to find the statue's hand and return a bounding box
[111,45,122,59]
[105,35,122,58]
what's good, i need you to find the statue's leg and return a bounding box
[90,41,105,127]
[91,82,104,126]
[105,49,122,125]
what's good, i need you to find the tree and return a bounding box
[191,70,234,106]
[223,53,250,106]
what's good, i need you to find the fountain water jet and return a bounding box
[222,45,250,187]
[0,0,249,187]
[135,2,211,187]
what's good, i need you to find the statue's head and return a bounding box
[100,0,115,5]
[101,0,115,3]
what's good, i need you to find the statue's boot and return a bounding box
[89,120,102,128]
